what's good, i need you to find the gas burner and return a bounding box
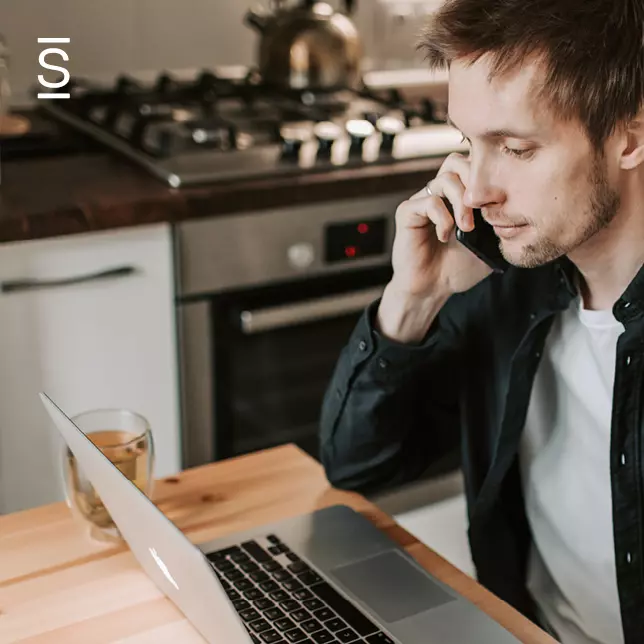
[38,68,465,186]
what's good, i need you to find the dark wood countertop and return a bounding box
[0,152,443,244]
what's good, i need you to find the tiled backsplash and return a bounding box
[0,0,386,106]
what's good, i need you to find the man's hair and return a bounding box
[419,0,644,151]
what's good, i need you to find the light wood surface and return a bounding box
[0,445,556,643]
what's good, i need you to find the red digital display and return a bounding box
[357,223,369,234]
[344,246,357,258]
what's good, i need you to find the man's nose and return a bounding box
[462,156,500,210]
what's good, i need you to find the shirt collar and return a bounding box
[553,256,644,324]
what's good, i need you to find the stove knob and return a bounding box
[154,72,176,94]
[287,243,315,270]
[346,119,375,156]
[279,123,312,161]
[376,116,405,154]
[362,111,380,126]
[313,121,342,158]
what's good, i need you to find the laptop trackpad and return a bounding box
[331,550,456,623]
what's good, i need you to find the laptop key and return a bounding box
[240,608,262,622]
[231,551,252,564]
[264,607,285,621]
[311,630,335,643]
[283,628,308,642]
[312,608,334,622]
[263,561,283,573]
[287,562,310,575]
[255,598,275,611]
[214,559,236,573]
[300,618,323,634]
[268,545,283,556]
[251,570,271,584]
[292,589,313,602]
[240,561,261,573]
[283,579,304,593]
[243,541,272,563]
[259,629,284,644]
[280,600,301,612]
[270,590,290,602]
[245,588,264,601]
[209,546,242,560]
[226,589,241,601]
[336,628,359,642]
[299,571,323,586]
[310,582,378,637]
[266,534,281,544]
[325,618,346,632]
[303,599,324,612]
[286,552,300,563]
[226,570,245,582]
[274,570,293,583]
[290,608,311,622]
[274,617,296,632]
[233,599,251,611]
[365,634,394,644]
[235,579,255,592]
[261,580,281,594]
[250,618,273,633]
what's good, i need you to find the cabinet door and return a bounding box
[0,223,181,514]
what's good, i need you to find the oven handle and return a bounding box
[240,285,385,334]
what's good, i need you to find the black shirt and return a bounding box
[319,257,644,643]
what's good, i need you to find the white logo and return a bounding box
[37,38,70,99]
[149,547,179,590]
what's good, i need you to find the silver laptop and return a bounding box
[40,392,520,644]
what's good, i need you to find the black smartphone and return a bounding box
[442,199,508,274]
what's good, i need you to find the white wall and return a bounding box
[0,0,383,106]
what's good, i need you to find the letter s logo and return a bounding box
[38,48,70,88]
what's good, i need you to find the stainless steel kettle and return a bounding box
[245,0,363,91]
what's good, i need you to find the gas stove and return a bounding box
[38,69,466,188]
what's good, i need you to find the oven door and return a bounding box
[179,267,390,467]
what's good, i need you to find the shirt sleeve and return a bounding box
[319,294,466,495]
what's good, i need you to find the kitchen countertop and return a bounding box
[0,150,443,245]
[0,444,555,643]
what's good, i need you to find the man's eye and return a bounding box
[503,146,533,159]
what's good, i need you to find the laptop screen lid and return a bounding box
[39,392,251,644]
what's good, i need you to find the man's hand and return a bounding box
[377,152,492,343]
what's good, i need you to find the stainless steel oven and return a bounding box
[175,192,408,468]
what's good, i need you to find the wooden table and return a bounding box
[0,445,555,643]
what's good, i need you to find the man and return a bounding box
[319,1,644,643]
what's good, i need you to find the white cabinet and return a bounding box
[0,223,181,514]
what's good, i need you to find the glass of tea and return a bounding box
[61,408,155,542]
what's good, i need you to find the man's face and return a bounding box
[448,55,621,268]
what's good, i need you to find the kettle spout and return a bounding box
[244,10,268,33]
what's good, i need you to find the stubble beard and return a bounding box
[502,153,621,269]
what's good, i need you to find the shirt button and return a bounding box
[530,313,536,321]
[622,301,631,309]
[621,453,627,466]
[626,355,632,366]
[627,552,633,564]
[358,340,367,351]
[378,358,388,369]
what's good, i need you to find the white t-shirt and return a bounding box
[519,296,625,644]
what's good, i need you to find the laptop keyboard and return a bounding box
[207,534,395,644]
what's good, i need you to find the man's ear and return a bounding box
[619,106,644,170]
